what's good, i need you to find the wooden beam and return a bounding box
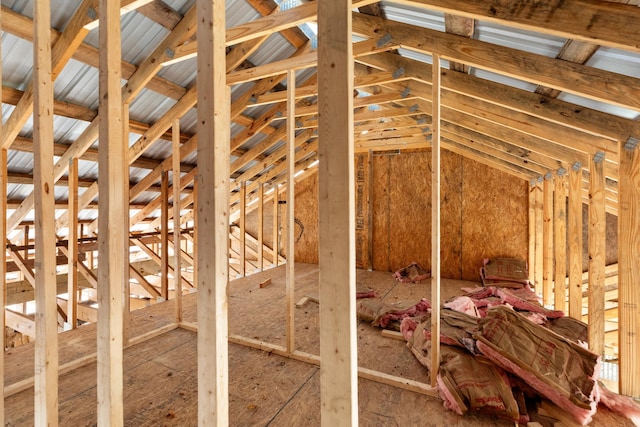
[245,0,309,49]
[67,158,79,329]
[172,119,183,321]
[197,0,230,423]
[528,181,536,290]
[257,183,264,272]
[5,309,35,339]
[160,171,169,299]
[33,0,58,423]
[359,51,637,142]
[542,175,554,307]
[97,0,125,422]
[588,152,606,356]
[0,8,5,419]
[568,164,584,320]
[352,12,640,111]
[273,186,279,267]
[286,69,296,354]
[239,181,246,277]
[618,137,640,398]
[431,53,442,388]
[553,171,567,312]
[318,0,358,423]
[388,0,640,53]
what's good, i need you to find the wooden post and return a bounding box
[161,171,169,299]
[286,69,296,354]
[257,183,264,271]
[197,0,230,424]
[0,9,5,422]
[68,158,79,329]
[533,178,544,297]
[318,1,358,424]
[122,104,130,345]
[98,0,125,423]
[618,137,640,398]
[0,147,6,422]
[542,174,554,307]
[528,180,536,286]
[430,53,442,389]
[367,150,374,271]
[567,163,583,320]
[587,152,606,356]
[273,185,279,267]
[33,0,59,423]
[239,181,246,277]
[173,119,183,322]
[553,170,567,312]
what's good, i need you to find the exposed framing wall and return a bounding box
[291,149,529,282]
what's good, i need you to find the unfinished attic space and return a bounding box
[1,0,640,425]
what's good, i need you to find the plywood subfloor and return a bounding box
[4,263,633,426]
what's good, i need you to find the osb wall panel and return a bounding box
[461,158,528,281]
[292,174,319,264]
[371,150,463,278]
[248,150,529,281]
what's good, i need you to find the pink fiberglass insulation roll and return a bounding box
[475,306,600,425]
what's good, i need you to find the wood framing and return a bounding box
[257,182,264,272]
[553,171,567,312]
[196,0,230,424]
[172,119,182,322]
[430,53,441,388]
[33,0,59,423]
[588,152,606,356]
[318,1,358,424]
[161,171,169,299]
[97,0,125,423]
[67,158,79,329]
[568,164,583,320]
[542,175,554,307]
[239,181,246,277]
[618,137,640,398]
[286,69,296,354]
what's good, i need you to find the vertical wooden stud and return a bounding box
[528,180,536,286]
[239,181,246,277]
[98,0,125,423]
[553,170,567,312]
[0,10,5,422]
[33,0,59,424]
[533,178,544,297]
[173,119,183,322]
[273,186,279,267]
[122,104,130,344]
[430,53,442,388]
[567,163,583,320]
[161,171,169,299]
[318,1,358,424]
[542,174,554,306]
[192,179,198,288]
[588,152,606,356]
[618,137,640,398]
[0,149,6,423]
[367,150,374,271]
[197,0,230,423]
[68,158,79,329]
[286,69,296,354]
[257,183,264,272]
